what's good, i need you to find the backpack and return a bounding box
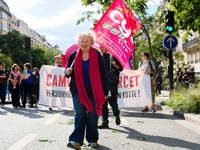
[140,60,154,77]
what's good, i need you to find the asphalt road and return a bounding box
[0,104,200,150]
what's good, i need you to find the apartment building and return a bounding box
[11,14,18,31]
[0,0,11,35]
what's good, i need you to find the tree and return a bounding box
[0,32,27,70]
[0,49,14,71]
[45,48,62,66]
[168,0,200,35]
[31,46,48,69]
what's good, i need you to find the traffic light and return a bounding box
[165,11,174,34]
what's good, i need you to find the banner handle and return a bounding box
[70,59,75,69]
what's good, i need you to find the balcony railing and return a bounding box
[182,37,199,49]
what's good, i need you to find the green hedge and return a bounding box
[164,84,200,114]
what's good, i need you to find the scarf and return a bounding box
[11,71,19,89]
[74,47,106,116]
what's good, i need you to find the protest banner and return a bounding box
[39,65,152,107]
[39,65,73,107]
[93,0,142,67]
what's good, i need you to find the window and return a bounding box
[3,12,7,20]
[1,23,2,30]
[3,24,7,32]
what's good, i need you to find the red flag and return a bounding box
[61,54,68,68]
[93,0,142,66]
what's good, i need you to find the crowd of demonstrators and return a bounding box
[175,67,196,89]
[139,52,156,113]
[0,61,8,109]
[98,46,123,129]
[65,31,108,149]
[0,61,41,109]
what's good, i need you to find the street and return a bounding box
[1,101,200,150]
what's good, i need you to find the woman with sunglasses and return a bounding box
[0,61,8,109]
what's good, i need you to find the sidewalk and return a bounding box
[155,90,200,127]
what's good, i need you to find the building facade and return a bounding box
[0,0,11,35]
[11,14,18,31]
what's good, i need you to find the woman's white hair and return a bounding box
[75,31,96,45]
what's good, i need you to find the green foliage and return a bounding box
[167,0,200,36]
[0,32,27,70]
[0,50,14,71]
[45,48,62,66]
[166,86,200,113]
[31,46,48,69]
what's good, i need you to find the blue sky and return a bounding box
[6,0,161,53]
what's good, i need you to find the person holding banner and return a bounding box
[98,46,123,129]
[52,56,62,67]
[65,31,108,149]
[139,52,156,112]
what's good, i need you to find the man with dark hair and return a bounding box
[182,67,189,82]
[52,56,62,67]
[98,46,123,129]
[139,51,156,112]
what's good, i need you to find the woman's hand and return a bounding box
[66,68,73,76]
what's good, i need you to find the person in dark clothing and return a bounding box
[176,71,183,83]
[9,64,21,108]
[98,46,123,129]
[18,63,34,108]
[65,31,108,149]
[182,67,189,82]
[156,73,162,94]
[0,61,8,109]
[32,67,40,101]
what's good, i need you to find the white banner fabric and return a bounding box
[39,65,152,108]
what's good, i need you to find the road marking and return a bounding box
[120,112,128,124]
[8,134,38,150]
[43,112,64,125]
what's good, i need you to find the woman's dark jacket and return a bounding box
[65,50,109,97]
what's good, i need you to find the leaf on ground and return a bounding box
[137,121,145,123]
[133,136,150,141]
[39,139,56,143]
[104,136,111,138]
[40,113,47,115]
[67,119,74,125]
[39,139,48,142]
[112,130,121,133]
[11,111,15,113]
[48,111,56,114]
[123,143,130,145]
[59,122,67,125]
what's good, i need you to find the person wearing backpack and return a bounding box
[139,52,156,112]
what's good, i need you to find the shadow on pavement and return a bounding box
[0,104,75,118]
[121,110,184,120]
[107,126,200,150]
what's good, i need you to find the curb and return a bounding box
[157,104,200,127]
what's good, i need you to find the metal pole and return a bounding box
[169,50,173,91]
